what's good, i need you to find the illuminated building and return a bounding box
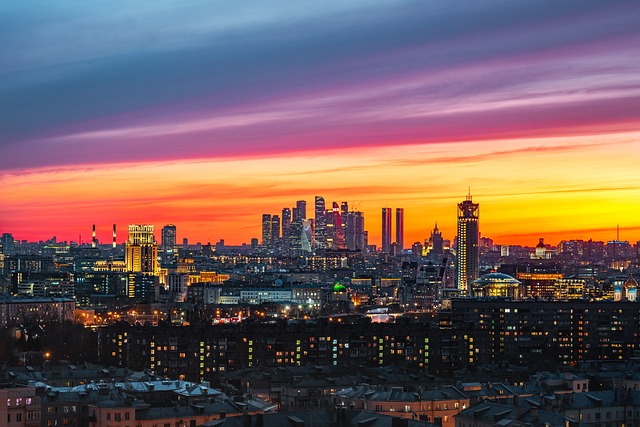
[456,193,479,294]
[314,196,327,250]
[615,275,638,302]
[340,201,348,232]
[294,200,306,222]
[0,233,15,255]
[531,237,548,259]
[127,273,159,300]
[395,208,404,252]
[554,277,586,299]
[161,224,177,265]
[281,207,291,241]
[331,202,346,249]
[515,272,563,299]
[98,320,436,381]
[125,225,158,275]
[271,215,280,245]
[451,298,640,367]
[428,222,443,257]
[261,214,272,246]
[471,273,521,299]
[0,296,75,328]
[345,211,366,251]
[381,208,392,253]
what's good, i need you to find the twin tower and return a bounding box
[381,208,404,254]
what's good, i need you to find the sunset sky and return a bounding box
[2,0,640,247]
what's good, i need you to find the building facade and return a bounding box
[456,194,479,295]
[382,208,392,253]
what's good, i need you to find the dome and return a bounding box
[472,273,520,286]
[333,282,346,293]
[625,275,638,290]
[471,273,521,299]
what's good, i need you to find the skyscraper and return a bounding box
[395,208,404,252]
[282,208,291,241]
[161,224,177,265]
[261,214,272,246]
[456,193,479,295]
[382,208,392,253]
[331,202,346,249]
[271,215,280,245]
[314,196,327,250]
[340,202,348,231]
[125,225,158,275]
[295,200,307,222]
[345,211,366,251]
[0,233,15,255]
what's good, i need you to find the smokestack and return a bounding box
[92,224,97,248]
[113,224,117,248]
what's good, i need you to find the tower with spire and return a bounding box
[428,222,444,257]
[456,191,479,295]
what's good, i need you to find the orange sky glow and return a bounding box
[3,131,640,247]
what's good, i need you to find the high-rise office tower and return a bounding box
[271,215,280,245]
[125,225,158,275]
[395,208,404,252]
[340,202,348,230]
[282,208,291,241]
[0,233,15,255]
[345,211,366,251]
[161,224,177,265]
[92,224,97,248]
[112,224,117,249]
[331,202,346,249]
[382,208,392,253]
[295,200,307,222]
[456,193,480,295]
[261,214,272,246]
[314,196,327,250]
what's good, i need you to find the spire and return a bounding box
[434,221,439,232]
[466,187,472,201]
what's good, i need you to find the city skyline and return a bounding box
[2,1,640,245]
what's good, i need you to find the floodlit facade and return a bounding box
[456,193,479,295]
[125,225,158,275]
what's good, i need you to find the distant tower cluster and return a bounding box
[456,192,480,295]
[259,197,368,254]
